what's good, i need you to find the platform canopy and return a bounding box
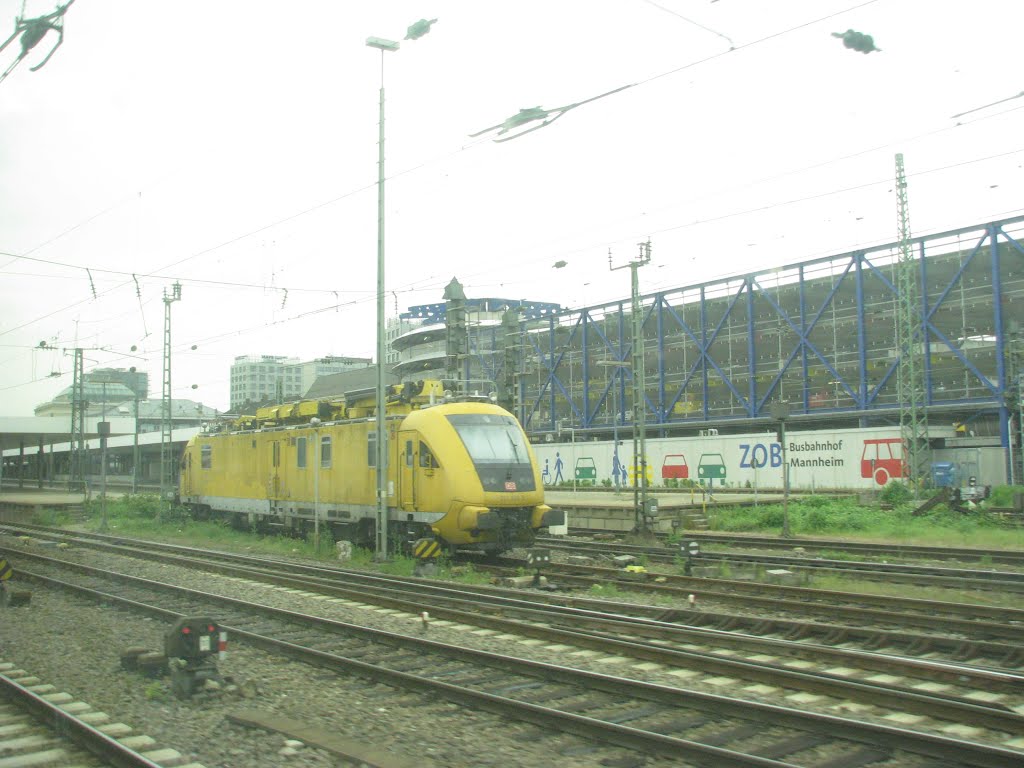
[0,416,136,456]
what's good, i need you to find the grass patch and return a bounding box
[707,496,1024,549]
[72,494,504,584]
[810,573,1024,609]
[31,507,74,526]
[816,549,864,562]
[445,563,494,586]
[590,582,622,598]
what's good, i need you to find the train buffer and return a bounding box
[0,557,31,607]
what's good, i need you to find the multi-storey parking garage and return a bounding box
[487,216,1022,484]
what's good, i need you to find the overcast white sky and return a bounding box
[1,0,1022,416]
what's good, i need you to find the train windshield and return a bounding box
[446,413,536,492]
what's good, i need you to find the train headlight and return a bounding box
[457,505,490,531]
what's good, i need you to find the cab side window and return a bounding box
[419,441,438,469]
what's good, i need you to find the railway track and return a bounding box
[569,530,1024,566]
[8,523,1024,652]
[497,559,1024,646]
[6,552,1022,767]
[0,660,201,768]
[537,536,1024,592]
[10,542,1024,724]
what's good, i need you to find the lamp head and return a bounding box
[366,37,400,52]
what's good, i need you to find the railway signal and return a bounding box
[678,539,700,576]
[164,617,226,699]
[526,548,551,587]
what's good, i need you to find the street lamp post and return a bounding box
[367,20,435,561]
[367,34,397,561]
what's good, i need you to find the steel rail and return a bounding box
[11,546,1024,728]
[11,563,1024,768]
[0,670,165,768]
[540,537,1024,590]
[10,522,1024,624]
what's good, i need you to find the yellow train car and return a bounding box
[178,380,561,553]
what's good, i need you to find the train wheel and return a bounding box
[874,467,890,486]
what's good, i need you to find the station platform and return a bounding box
[544,489,786,533]
[0,488,91,523]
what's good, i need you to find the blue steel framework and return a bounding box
[513,216,1024,459]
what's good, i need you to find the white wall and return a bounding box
[531,425,964,490]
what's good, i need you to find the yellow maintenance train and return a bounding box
[178,380,562,554]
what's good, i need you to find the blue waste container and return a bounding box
[931,462,957,488]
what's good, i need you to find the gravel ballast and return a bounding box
[0,539,691,768]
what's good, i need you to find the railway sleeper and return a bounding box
[700,722,765,747]
[755,733,831,761]
[750,619,778,634]
[783,624,815,641]
[821,628,850,644]
[905,636,935,655]
[603,704,666,725]
[1000,647,1024,667]
[861,633,892,650]
[809,745,893,768]
[713,615,743,631]
[951,641,980,661]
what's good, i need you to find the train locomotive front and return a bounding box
[179,382,561,554]
[399,401,561,552]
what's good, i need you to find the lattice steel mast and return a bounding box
[610,240,652,532]
[894,153,929,493]
[160,282,182,510]
[68,347,85,491]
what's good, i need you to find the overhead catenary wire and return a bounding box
[639,0,735,49]
[4,0,1016,387]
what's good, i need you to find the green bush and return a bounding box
[800,495,832,508]
[988,485,1024,507]
[880,481,913,506]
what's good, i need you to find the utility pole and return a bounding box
[68,347,86,492]
[132,391,140,493]
[160,282,182,515]
[610,240,652,533]
[894,154,929,496]
[99,381,109,532]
